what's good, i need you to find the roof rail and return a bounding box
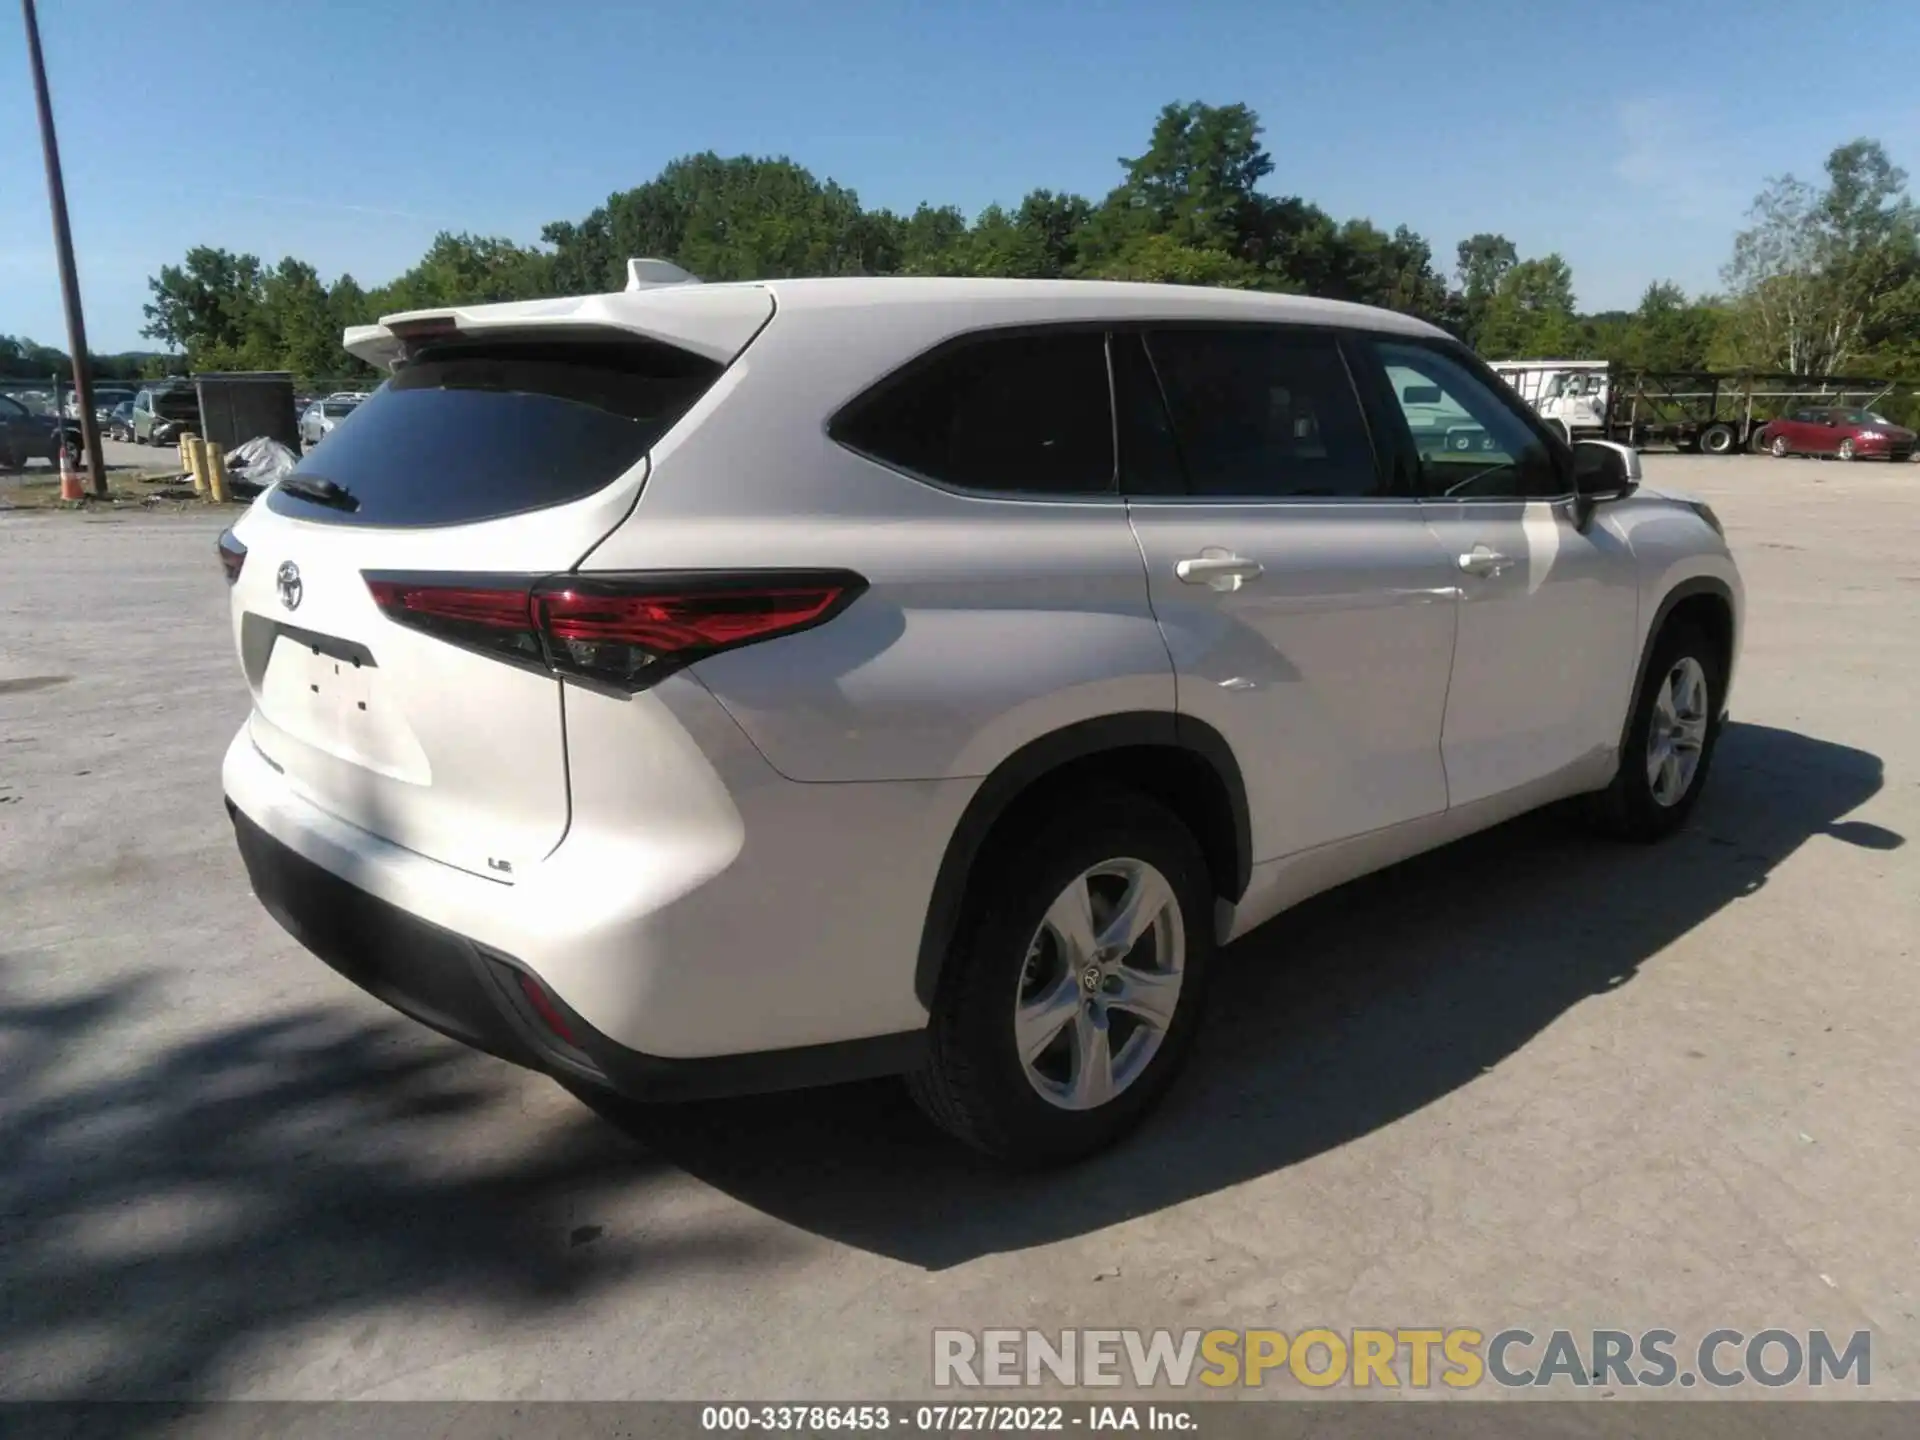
[625,257,701,292]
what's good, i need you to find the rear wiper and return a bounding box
[278,475,360,512]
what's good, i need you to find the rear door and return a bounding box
[1118,326,1458,864]
[227,307,768,880]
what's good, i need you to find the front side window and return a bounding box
[1139,327,1383,499]
[1370,341,1564,500]
[831,330,1115,496]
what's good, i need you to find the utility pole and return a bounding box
[21,0,107,498]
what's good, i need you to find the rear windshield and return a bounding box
[153,390,199,420]
[266,334,722,528]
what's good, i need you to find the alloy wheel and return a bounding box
[1647,656,1710,807]
[1014,857,1185,1111]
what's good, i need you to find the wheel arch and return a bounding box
[913,712,1251,1009]
[1617,576,1737,760]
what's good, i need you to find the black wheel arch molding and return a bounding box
[912,711,1251,1009]
[1616,575,1739,761]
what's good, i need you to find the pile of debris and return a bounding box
[223,437,300,499]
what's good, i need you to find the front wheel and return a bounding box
[1771,435,1790,458]
[909,792,1214,1166]
[1837,438,1855,461]
[1589,622,1724,841]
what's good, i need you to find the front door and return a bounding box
[1115,327,1458,865]
[1363,338,1640,811]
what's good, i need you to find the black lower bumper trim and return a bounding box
[227,800,925,1102]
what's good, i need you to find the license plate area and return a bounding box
[255,623,424,780]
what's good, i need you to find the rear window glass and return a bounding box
[830,329,1115,495]
[153,390,199,419]
[267,336,721,528]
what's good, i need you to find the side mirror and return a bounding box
[1572,440,1640,529]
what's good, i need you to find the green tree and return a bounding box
[1611,281,1720,371]
[1452,233,1518,348]
[1722,139,1918,374]
[141,246,268,366]
[369,232,552,314]
[1080,231,1262,287]
[257,259,342,380]
[544,154,888,289]
[1476,254,1579,357]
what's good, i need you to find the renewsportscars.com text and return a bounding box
[932,1327,1871,1390]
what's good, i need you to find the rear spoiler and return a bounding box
[342,324,404,371]
[339,258,759,373]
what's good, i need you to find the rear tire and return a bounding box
[1700,422,1735,455]
[909,791,1214,1167]
[1589,621,1724,842]
[1837,438,1855,461]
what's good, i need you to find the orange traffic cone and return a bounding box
[58,441,85,501]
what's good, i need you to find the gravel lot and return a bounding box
[0,455,1914,1403]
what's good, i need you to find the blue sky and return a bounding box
[5,0,1918,352]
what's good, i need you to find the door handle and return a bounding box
[1456,545,1513,578]
[1175,552,1264,592]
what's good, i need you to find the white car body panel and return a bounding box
[1125,498,1458,862]
[1419,496,1641,808]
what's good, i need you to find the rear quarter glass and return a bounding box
[266,335,723,528]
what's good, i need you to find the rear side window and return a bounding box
[831,330,1115,495]
[267,335,721,527]
[1141,327,1383,499]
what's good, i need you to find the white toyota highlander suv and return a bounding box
[220,267,1742,1165]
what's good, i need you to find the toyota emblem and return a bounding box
[276,561,303,611]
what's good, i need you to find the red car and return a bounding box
[1759,406,1917,462]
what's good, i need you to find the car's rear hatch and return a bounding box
[226,290,772,881]
[153,389,200,422]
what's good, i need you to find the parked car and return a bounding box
[0,391,84,469]
[218,274,1744,1165]
[1758,406,1917,461]
[298,392,367,449]
[64,386,135,421]
[92,387,136,422]
[131,384,201,444]
[106,399,137,442]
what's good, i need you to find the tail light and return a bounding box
[217,528,247,584]
[363,569,866,692]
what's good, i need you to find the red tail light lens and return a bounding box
[362,570,866,691]
[217,528,247,585]
[363,576,546,671]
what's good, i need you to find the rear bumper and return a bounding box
[229,798,924,1101]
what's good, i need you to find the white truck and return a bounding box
[1490,360,1612,444]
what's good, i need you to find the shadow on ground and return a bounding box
[0,981,769,1403]
[606,721,1895,1267]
